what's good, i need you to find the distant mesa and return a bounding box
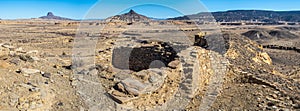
[105,9,151,23]
[39,12,72,20]
[168,10,300,23]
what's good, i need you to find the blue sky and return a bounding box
[0,0,299,19]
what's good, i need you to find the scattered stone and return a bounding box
[115,83,126,93]
[19,83,39,92]
[77,69,89,74]
[29,87,40,92]
[109,68,168,104]
[62,65,72,70]
[148,74,160,83]
[41,72,51,78]
[88,69,98,75]
[2,44,15,50]
[98,49,105,53]
[121,78,146,96]
[19,54,34,62]
[31,56,40,61]
[113,70,132,81]
[20,68,40,74]
[57,71,63,75]
[53,65,61,69]
[271,94,278,98]
[57,102,64,106]
[106,66,113,73]
[168,59,180,69]
[108,90,138,104]
[15,47,26,53]
[267,102,275,106]
[17,92,43,110]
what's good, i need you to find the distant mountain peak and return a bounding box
[39,12,72,20]
[47,12,54,17]
[128,9,136,14]
[105,9,151,23]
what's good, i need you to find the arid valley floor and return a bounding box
[0,18,300,111]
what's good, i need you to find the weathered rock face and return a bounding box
[206,33,300,110]
[106,10,151,23]
[39,12,72,20]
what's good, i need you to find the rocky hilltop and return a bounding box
[105,9,151,23]
[39,12,72,20]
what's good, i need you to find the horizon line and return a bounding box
[1,9,300,20]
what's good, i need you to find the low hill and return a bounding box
[242,29,299,40]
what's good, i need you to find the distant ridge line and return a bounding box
[168,10,300,22]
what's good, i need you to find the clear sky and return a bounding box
[0,0,299,19]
